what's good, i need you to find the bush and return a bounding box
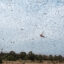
[0,58,2,63]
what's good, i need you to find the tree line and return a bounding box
[0,51,64,63]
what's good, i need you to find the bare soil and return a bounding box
[2,60,64,64]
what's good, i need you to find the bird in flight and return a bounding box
[40,33,45,38]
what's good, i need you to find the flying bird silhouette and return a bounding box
[40,33,45,38]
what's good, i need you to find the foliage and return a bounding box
[0,51,64,62]
[0,58,2,63]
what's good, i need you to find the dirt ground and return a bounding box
[2,60,64,64]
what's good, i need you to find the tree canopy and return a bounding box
[0,51,64,63]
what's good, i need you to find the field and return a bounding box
[2,60,64,64]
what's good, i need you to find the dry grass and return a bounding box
[2,60,64,64]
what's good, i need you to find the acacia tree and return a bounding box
[20,52,26,60]
[28,51,35,61]
[38,55,43,62]
[49,55,54,61]
[58,55,63,62]
[6,51,17,61]
[54,55,58,61]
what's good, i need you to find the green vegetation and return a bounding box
[0,58,2,63]
[0,51,64,63]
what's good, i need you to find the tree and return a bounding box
[54,55,58,61]
[28,51,35,61]
[42,55,48,60]
[7,55,16,61]
[0,58,2,63]
[58,55,63,62]
[6,51,17,61]
[49,55,54,61]
[9,51,16,55]
[38,55,43,62]
[20,52,26,60]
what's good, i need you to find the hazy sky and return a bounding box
[0,0,64,55]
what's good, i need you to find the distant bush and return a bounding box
[0,58,2,63]
[0,51,64,62]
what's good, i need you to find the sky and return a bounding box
[0,0,64,55]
